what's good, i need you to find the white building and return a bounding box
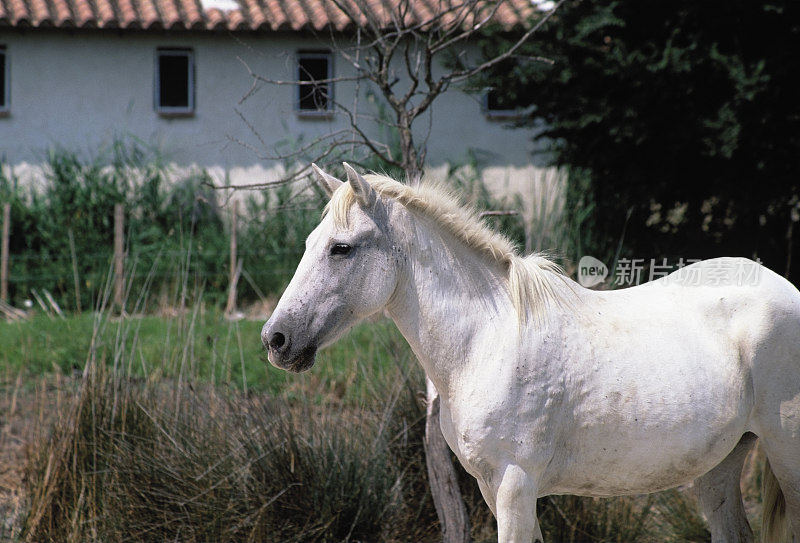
[0,0,551,193]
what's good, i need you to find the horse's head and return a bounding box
[261,164,400,373]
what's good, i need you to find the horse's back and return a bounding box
[596,257,800,365]
[670,259,800,398]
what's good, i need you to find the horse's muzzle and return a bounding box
[261,321,317,373]
[268,344,317,373]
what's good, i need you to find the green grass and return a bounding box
[0,311,412,401]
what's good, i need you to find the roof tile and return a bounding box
[240,0,265,29]
[204,6,222,26]
[278,0,307,31]
[28,0,51,25]
[0,0,533,32]
[9,0,31,25]
[136,0,161,27]
[74,0,96,26]
[51,0,76,26]
[261,0,286,29]
[94,0,119,27]
[182,0,204,27]
[226,7,245,28]
[157,0,180,27]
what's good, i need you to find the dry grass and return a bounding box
[21,361,437,543]
[1,367,82,542]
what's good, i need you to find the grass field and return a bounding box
[0,311,412,402]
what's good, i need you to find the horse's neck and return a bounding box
[385,213,514,400]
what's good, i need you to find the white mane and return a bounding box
[325,174,567,323]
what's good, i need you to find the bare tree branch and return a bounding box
[479,210,520,218]
[237,56,365,89]
[428,1,503,54]
[443,0,565,84]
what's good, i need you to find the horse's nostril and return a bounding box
[269,332,286,350]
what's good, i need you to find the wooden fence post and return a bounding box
[113,203,125,312]
[1,202,10,302]
[68,229,82,313]
[225,200,239,316]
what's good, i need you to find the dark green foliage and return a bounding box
[239,182,328,297]
[2,149,127,309]
[479,1,800,281]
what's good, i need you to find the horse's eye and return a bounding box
[330,243,352,256]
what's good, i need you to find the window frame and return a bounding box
[0,46,9,116]
[296,50,333,117]
[154,47,195,117]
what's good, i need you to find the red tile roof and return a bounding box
[0,0,534,32]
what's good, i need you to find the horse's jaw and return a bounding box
[267,343,318,373]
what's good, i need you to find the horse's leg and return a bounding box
[695,432,757,543]
[759,438,800,542]
[752,327,800,542]
[495,464,542,543]
[476,477,497,517]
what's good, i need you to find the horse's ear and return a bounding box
[311,164,343,198]
[343,163,377,209]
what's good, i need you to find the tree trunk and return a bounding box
[397,115,423,182]
[424,377,471,543]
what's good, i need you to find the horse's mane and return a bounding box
[325,174,567,323]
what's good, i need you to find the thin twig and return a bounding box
[479,210,520,218]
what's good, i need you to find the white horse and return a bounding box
[262,163,800,543]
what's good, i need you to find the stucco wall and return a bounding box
[0,29,553,201]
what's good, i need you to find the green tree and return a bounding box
[479,0,800,281]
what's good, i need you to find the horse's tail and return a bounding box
[762,457,788,543]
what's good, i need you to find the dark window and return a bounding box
[297,51,331,112]
[484,88,533,117]
[0,47,7,111]
[156,49,194,114]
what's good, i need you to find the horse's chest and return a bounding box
[438,391,555,486]
[437,404,498,485]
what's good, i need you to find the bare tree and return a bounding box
[227,0,563,188]
[232,1,564,541]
